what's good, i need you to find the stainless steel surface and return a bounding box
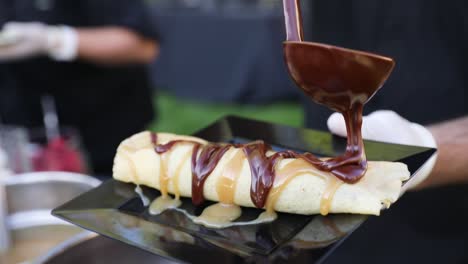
[0,172,100,263]
[4,172,100,214]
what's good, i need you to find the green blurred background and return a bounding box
[149,92,303,134]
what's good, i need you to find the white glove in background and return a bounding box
[327,110,438,190]
[0,22,78,61]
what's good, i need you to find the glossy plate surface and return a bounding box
[53,116,436,263]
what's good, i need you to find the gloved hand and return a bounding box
[327,110,437,190]
[0,22,78,61]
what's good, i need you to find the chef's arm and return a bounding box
[76,27,159,65]
[0,22,159,64]
[421,116,468,189]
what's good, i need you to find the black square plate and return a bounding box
[53,116,436,264]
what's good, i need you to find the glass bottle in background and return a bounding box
[26,96,89,174]
[28,127,89,174]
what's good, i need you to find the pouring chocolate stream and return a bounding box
[282,0,395,182]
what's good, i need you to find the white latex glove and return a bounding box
[0,22,78,61]
[327,110,437,190]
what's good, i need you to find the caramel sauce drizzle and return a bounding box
[143,131,349,229]
[193,203,242,228]
[135,185,150,207]
[152,133,202,200]
[119,150,150,206]
[216,150,244,204]
[193,150,246,228]
[265,159,309,214]
[150,133,345,217]
[320,176,343,216]
[159,153,170,197]
[265,159,343,216]
[149,196,181,215]
[149,133,185,213]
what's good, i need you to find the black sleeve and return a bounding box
[79,0,159,41]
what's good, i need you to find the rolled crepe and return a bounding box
[113,132,410,216]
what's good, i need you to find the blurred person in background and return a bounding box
[304,0,467,263]
[0,0,159,175]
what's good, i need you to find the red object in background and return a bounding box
[32,137,85,173]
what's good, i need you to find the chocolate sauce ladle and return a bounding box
[282,0,396,182]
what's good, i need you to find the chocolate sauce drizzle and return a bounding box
[243,142,301,208]
[150,132,367,209]
[191,143,231,205]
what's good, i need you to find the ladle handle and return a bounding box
[283,0,304,42]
